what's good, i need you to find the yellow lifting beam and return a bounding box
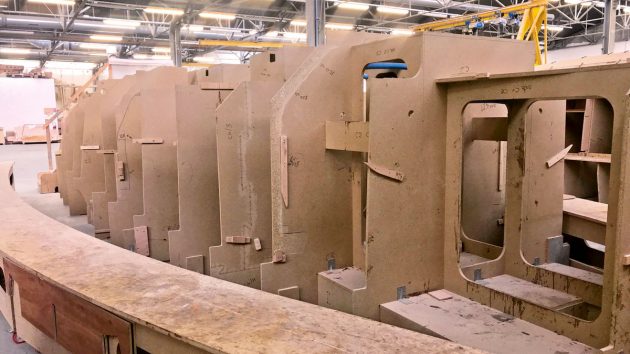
[413,0,548,65]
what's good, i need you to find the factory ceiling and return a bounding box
[0,0,623,66]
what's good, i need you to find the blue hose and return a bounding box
[364,62,408,70]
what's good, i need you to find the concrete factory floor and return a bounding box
[0,143,94,353]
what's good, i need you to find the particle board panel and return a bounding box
[91,76,137,235]
[61,102,87,215]
[478,274,582,310]
[462,103,508,247]
[132,87,180,261]
[356,33,534,320]
[210,80,279,286]
[380,291,596,354]
[73,94,106,225]
[0,161,478,354]
[107,89,145,249]
[167,84,226,274]
[441,64,630,348]
[538,263,603,286]
[108,67,189,249]
[262,42,359,303]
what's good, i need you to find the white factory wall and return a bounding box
[548,39,630,62]
[0,77,56,131]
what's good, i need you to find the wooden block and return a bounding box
[186,255,204,274]
[199,82,240,90]
[254,238,262,251]
[37,170,57,194]
[132,138,164,144]
[623,254,630,266]
[225,236,251,244]
[325,121,369,152]
[116,161,125,181]
[272,250,287,263]
[97,149,116,154]
[478,274,582,310]
[80,145,100,150]
[278,286,300,300]
[428,289,453,301]
[134,226,150,256]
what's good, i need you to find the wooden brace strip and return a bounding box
[546,144,573,168]
[280,135,289,208]
[365,161,405,182]
[80,145,100,150]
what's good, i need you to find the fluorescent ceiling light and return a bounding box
[0,48,32,54]
[45,61,96,69]
[544,24,566,32]
[563,0,581,4]
[102,18,141,28]
[193,56,215,63]
[376,5,409,15]
[623,5,630,12]
[7,17,59,24]
[418,11,450,18]
[75,21,137,30]
[580,1,592,5]
[325,23,354,30]
[88,52,111,57]
[291,19,307,27]
[90,34,123,41]
[80,43,115,50]
[152,47,171,53]
[199,12,236,20]
[337,2,370,11]
[29,0,75,5]
[391,28,413,35]
[133,54,171,60]
[594,1,605,7]
[144,7,184,16]
[0,30,35,35]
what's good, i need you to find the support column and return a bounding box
[602,0,617,54]
[170,20,182,67]
[306,0,325,47]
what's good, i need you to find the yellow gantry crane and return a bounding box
[413,0,549,65]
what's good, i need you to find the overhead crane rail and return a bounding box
[413,0,548,65]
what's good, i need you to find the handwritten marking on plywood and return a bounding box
[325,121,369,152]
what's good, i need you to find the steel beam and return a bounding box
[306,0,325,47]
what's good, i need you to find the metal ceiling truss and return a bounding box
[0,0,625,67]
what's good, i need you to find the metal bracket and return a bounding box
[473,268,482,281]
